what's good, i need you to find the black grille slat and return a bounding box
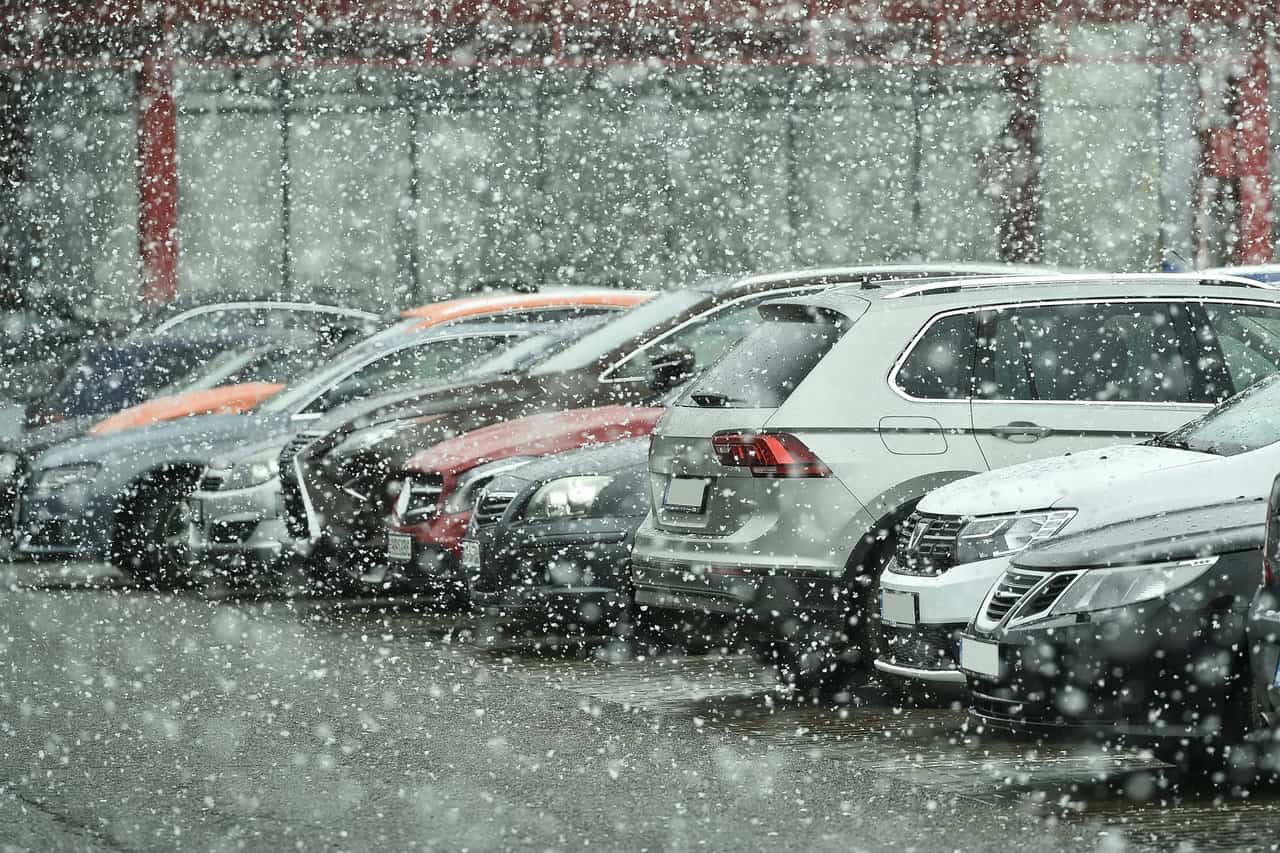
[474,491,516,527]
[200,474,225,492]
[895,512,964,576]
[983,568,1047,622]
[1013,572,1079,622]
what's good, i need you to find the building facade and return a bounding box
[0,1,1274,314]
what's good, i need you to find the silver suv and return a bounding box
[629,272,1275,690]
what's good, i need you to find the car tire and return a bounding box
[111,472,198,590]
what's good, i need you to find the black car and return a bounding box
[465,437,649,637]
[1247,472,1280,763]
[283,265,1018,590]
[961,500,1263,763]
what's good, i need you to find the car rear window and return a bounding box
[682,306,848,409]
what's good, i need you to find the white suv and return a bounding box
[630,273,1280,691]
[879,369,1280,691]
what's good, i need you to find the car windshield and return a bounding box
[1151,372,1280,456]
[528,290,705,375]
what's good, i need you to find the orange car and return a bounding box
[91,289,652,436]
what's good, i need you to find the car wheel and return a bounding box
[112,473,198,590]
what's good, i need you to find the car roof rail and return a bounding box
[880,272,1273,300]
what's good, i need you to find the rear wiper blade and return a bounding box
[690,392,746,407]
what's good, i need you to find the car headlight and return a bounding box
[0,451,17,482]
[1048,557,1219,616]
[522,475,614,521]
[33,463,100,496]
[222,446,283,491]
[955,510,1076,563]
[443,457,536,515]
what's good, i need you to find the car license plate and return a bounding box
[960,637,1001,679]
[188,498,203,526]
[387,532,413,563]
[664,477,710,513]
[880,589,917,625]
[461,539,480,573]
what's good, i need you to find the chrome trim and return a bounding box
[885,294,1280,406]
[293,454,322,541]
[882,272,1269,300]
[873,659,966,685]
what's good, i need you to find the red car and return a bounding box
[372,405,663,602]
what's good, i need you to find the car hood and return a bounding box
[1052,441,1280,534]
[405,406,663,478]
[495,436,650,486]
[35,411,292,471]
[918,443,1209,517]
[90,382,284,436]
[4,415,97,457]
[1015,499,1264,570]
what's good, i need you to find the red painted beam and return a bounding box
[138,55,178,304]
[1233,43,1272,265]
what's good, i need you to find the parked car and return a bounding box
[14,321,549,585]
[628,272,1275,693]
[370,406,662,603]
[1246,471,1280,757]
[186,290,652,582]
[960,499,1262,767]
[465,436,650,640]
[0,325,377,554]
[882,370,1280,694]
[282,265,1026,592]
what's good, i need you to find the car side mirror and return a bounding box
[649,343,697,392]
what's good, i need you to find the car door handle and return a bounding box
[988,422,1053,441]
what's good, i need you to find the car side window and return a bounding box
[1196,302,1280,397]
[895,313,977,399]
[980,312,1035,400]
[980,302,1190,403]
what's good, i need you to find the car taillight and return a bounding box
[710,431,830,478]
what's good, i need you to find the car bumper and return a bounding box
[880,555,1012,624]
[15,487,115,557]
[873,621,966,685]
[963,606,1249,743]
[188,478,285,566]
[468,516,637,628]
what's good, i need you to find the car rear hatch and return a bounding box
[648,298,864,544]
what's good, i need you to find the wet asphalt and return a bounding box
[1,561,1278,852]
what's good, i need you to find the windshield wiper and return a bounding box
[1147,434,1213,454]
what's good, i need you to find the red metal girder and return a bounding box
[138,56,178,305]
[1233,43,1272,265]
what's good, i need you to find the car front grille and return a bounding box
[209,519,258,544]
[474,491,517,527]
[199,473,226,493]
[399,473,444,523]
[879,623,961,671]
[895,512,965,575]
[983,568,1048,623]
